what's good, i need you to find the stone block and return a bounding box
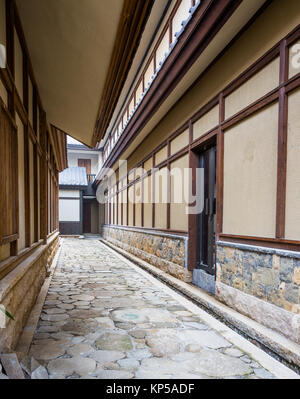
[0,235,59,352]
[216,281,300,344]
[294,268,300,286]
[283,284,300,304]
[279,257,295,284]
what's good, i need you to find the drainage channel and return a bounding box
[100,239,300,376]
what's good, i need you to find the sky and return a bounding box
[67,136,82,145]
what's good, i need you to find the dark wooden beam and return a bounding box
[100,0,243,170]
[92,0,155,147]
[276,40,289,238]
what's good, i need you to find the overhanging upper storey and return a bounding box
[96,0,268,182]
[15,0,155,148]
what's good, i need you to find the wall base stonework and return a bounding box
[193,269,215,295]
[102,225,192,282]
[216,281,300,344]
[0,233,59,352]
[216,241,300,343]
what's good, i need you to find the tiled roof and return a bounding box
[67,143,101,151]
[59,167,88,187]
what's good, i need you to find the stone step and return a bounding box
[0,353,25,379]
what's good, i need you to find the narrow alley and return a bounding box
[27,238,296,379]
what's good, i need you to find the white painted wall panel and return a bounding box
[59,199,80,222]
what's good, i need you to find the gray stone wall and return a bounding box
[0,234,59,351]
[102,226,192,282]
[216,242,300,315]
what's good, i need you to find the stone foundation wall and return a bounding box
[102,225,191,282]
[0,233,59,352]
[216,242,300,343]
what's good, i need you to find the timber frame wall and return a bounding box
[0,0,67,280]
[101,21,300,270]
[102,0,198,162]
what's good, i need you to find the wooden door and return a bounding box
[78,159,91,175]
[197,146,217,275]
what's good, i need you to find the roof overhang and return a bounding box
[15,0,154,148]
[95,0,268,182]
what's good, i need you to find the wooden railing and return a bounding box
[87,174,96,183]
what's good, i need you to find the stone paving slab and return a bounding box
[28,238,282,379]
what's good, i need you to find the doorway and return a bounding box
[197,145,216,275]
[192,143,217,294]
[83,200,91,233]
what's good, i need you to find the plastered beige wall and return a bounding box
[289,40,300,79]
[170,154,189,231]
[193,105,219,140]
[285,88,300,240]
[114,195,117,223]
[143,175,153,228]
[135,181,142,227]
[118,193,122,225]
[154,167,168,229]
[223,103,278,238]
[144,157,153,172]
[128,185,134,226]
[225,57,280,119]
[155,146,167,166]
[170,129,189,155]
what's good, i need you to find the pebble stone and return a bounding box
[27,238,277,380]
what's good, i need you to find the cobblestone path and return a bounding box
[28,238,278,379]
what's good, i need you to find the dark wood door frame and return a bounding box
[83,200,92,234]
[197,145,217,275]
[188,133,219,272]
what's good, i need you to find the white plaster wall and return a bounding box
[59,199,80,222]
[59,189,80,198]
[67,152,100,175]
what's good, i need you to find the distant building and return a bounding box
[58,143,103,235]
